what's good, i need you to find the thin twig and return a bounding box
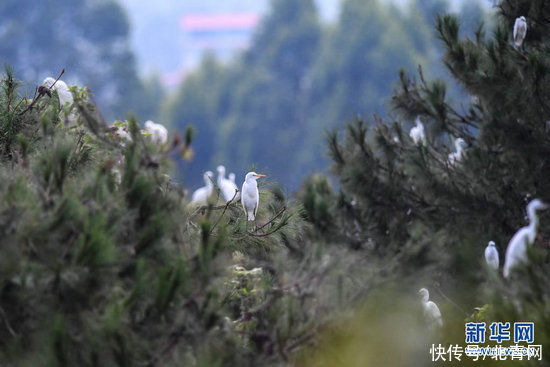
[0,306,18,338]
[210,189,239,233]
[18,68,65,116]
[250,206,287,234]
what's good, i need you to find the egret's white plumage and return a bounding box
[111,123,132,142]
[419,288,443,330]
[503,199,548,278]
[144,120,168,145]
[228,172,241,200]
[410,117,426,145]
[241,172,266,221]
[448,138,466,164]
[513,16,527,48]
[191,171,215,205]
[216,166,239,202]
[485,241,499,270]
[43,77,74,106]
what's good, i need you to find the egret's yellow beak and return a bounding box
[254,174,267,178]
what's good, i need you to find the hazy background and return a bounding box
[0,0,493,190]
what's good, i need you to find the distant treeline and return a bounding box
[164,0,487,189]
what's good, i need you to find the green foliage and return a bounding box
[165,0,452,189]
[0,69,337,366]
[301,0,550,364]
[0,0,160,121]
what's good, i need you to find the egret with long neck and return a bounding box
[418,288,443,330]
[241,172,266,222]
[448,138,466,164]
[503,199,548,278]
[217,165,238,202]
[191,171,214,205]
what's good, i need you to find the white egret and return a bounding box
[43,77,74,106]
[410,117,426,145]
[503,199,548,278]
[484,241,499,270]
[419,288,443,330]
[229,173,236,184]
[217,165,239,202]
[448,138,466,164]
[513,16,527,49]
[144,120,168,145]
[111,123,132,142]
[191,171,215,205]
[241,172,266,221]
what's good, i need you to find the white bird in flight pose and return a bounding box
[513,16,527,49]
[241,172,266,221]
[419,288,443,330]
[43,77,74,106]
[503,199,548,278]
[484,241,499,270]
[448,138,466,164]
[144,120,168,145]
[216,165,239,202]
[410,117,426,145]
[191,171,214,205]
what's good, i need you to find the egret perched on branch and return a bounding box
[419,288,443,330]
[484,241,499,270]
[448,138,466,164]
[241,172,266,221]
[43,77,74,106]
[503,199,548,278]
[513,16,527,49]
[191,171,214,205]
[216,166,239,202]
[144,120,168,145]
[410,117,426,145]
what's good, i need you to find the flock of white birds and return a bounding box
[420,198,548,329]
[191,166,267,222]
[417,16,540,328]
[40,76,268,223]
[43,15,539,330]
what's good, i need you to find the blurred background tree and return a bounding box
[0,0,161,121]
[165,0,489,189]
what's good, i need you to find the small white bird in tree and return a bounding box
[241,172,266,221]
[419,288,443,330]
[216,165,239,202]
[513,16,527,49]
[503,199,548,278]
[42,77,74,106]
[448,138,467,164]
[144,120,168,145]
[484,241,499,270]
[191,171,215,205]
[410,117,426,145]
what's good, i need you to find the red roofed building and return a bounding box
[180,13,260,51]
[180,13,260,33]
[161,13,261,87]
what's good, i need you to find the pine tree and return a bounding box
[306,0,550,360]
[0,69,317,366]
